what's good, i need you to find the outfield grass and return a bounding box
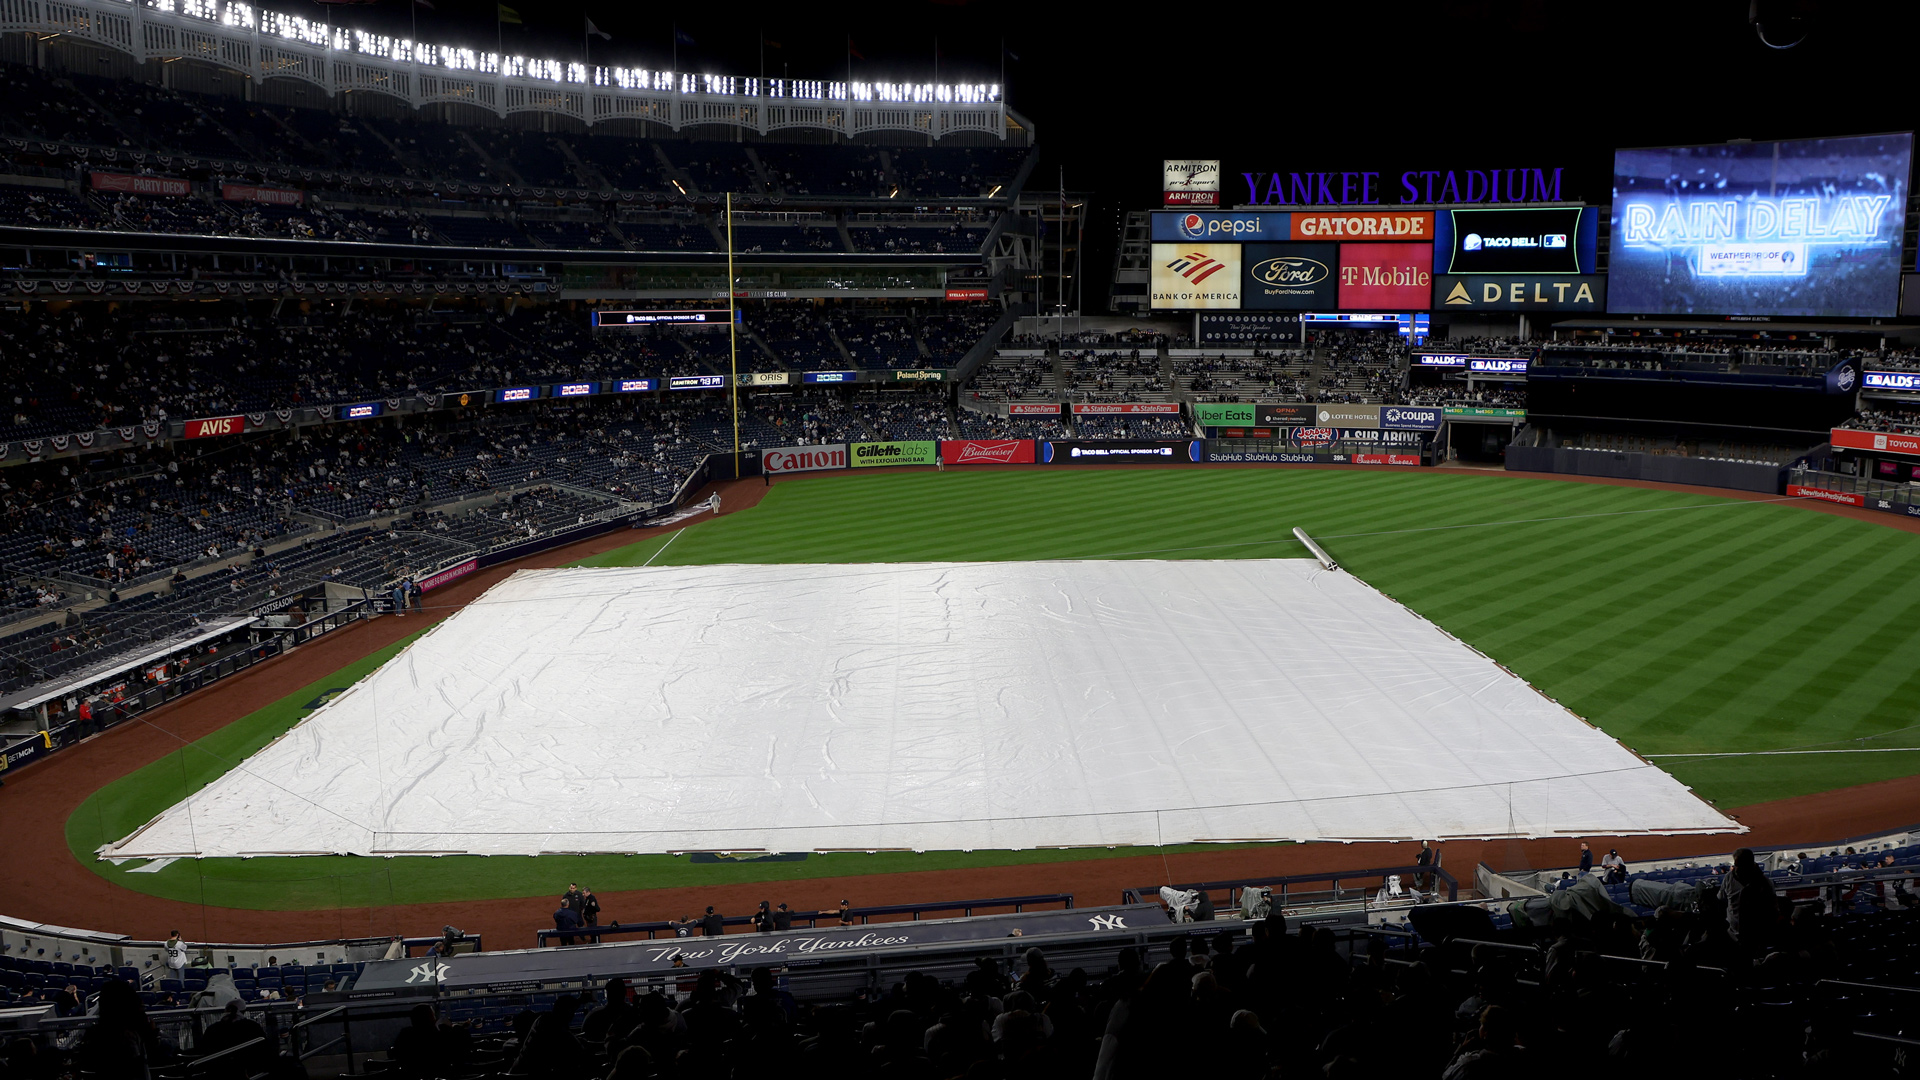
[74,467,1920,907]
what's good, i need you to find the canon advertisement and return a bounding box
[1437,207,1596,275]
[1242,243,1339,309]
[762,445,848,474]
[1609,132,1913,318]
[1150,243,1241,309]
[1336,244,1433,310]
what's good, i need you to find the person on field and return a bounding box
[700,906,725,937]
[552,902,582,947]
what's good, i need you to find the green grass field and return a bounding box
[74,467,1920,908]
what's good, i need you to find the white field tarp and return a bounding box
[102,561,1739,859]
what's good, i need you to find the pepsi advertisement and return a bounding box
[1241,243,1339,309]
[1151,211,1290,243]
[1608,133,1913,318]
[1437,207,1596,275]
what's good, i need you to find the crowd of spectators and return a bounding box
[1178,352,1311,401]
[1837,407,1920,434]
[1316,331,1405,403]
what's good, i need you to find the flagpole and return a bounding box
[727,191,740,479]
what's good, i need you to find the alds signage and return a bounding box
[1434,274,1605,310]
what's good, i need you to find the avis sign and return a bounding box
[184,415,246,439]
[1434,274,1605,311]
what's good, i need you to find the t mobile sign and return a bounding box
[1337,244,1433,310]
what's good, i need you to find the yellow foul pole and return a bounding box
[727,191,740,478]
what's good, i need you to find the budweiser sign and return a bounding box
[90,172,190,197]
[1830,428,1920,455]
[184,415,246,439]
[1787,484,1864,506]
[940,439,1036,465]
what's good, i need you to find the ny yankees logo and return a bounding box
[405,961,450,984]
[1087,915,1128,931]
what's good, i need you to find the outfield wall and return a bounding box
[1504,445,1784,493]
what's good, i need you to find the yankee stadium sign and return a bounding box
[1241,167,1568,206]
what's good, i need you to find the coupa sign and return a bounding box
[762,444,847,474]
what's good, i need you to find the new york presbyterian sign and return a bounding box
[1240,167,1568,206]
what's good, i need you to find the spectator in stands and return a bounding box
[196,998,270,1077]
[389,1003,467,1075]
[1723,846,1778,951]
[700,905,725,937]
[165,930,190,973]
[1441,1004,1526,1079]
[581,978,637,1043]
[1578,841,1593,875]
[77,978,164,1077]
[552,899,582,947]
[1417,839,1436,890]
[510,995,589,1078]
[1601,848,1628,883]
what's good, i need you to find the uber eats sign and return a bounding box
[850,441,939,468]
[1194,403,1256,426]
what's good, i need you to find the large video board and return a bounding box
[1608,133,1912,318]
[1436,207,1597,275]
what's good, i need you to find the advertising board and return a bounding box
[184,415,245,439]
[1290,211,1433,241]
[1150,243,1241,309]
[1040,440,1205,463]
[1609,133,1913,318]
[90,172,189,196]
[1257,404,1315,425]
[1070,403,1182,415]
[1239,168,1566,206]
[1241,243,1339,309]
[944,288,989,301]
[1787,484,1865,506]
[1862,370,1920,391]
[220,183,305,206]
[1152,211,1289,243]
[1436,207,1595,275]
[420,559,478,592]
[1445,407,1527,419]
[743,372,790,386]
[893,370,945,382]
[668,375,727,390]
[551,382,599,398]
[1830,428,1920,455]
[1351,454,1423,466]
[1434,274,1605,311]
[762,444,848,474]
[613,378,655,393]
[1379,406,1443,430]
[339,402,383,419]
[1196,312,1300,344]
[1163,159,1222,206]
[495,386,540,403]
[1415,353,1470,367]
[1312,404,1382,427]
[594,309,736,327]
[850,441,938,468]
[1466,358,1528,375]
[940,439,1036,465]
[1008,403,1062,416]
[1336,244,1433,310]
[1194,403,1257,426]
[802,371,860,384]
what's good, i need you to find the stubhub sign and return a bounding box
[1152,211,1289,243]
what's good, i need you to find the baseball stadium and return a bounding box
[0,2,1918,1076]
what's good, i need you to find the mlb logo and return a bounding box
[1542,234,1567,248]
[1875,435,1888,449]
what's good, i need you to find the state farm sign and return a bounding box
[762,444,847,474]
[184,415,246,439]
